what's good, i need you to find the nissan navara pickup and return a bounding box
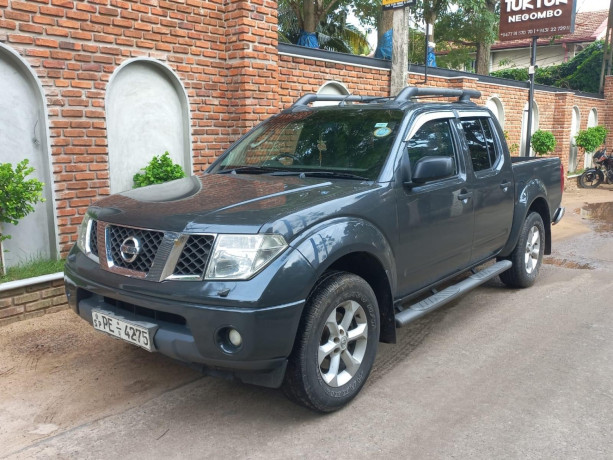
[64,87,565,412]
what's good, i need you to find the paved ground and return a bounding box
[1,186,612,459]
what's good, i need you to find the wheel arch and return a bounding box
[500,191,552,257]
[326,252,396,344]
[291,218,397,344]
[527,197,551,255]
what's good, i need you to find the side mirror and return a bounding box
[411,156,454,184]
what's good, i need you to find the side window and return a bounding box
[407,119,457,179]
[461,117,499,172]
[481,118,500,167]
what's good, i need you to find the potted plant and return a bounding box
[530,130,557,156]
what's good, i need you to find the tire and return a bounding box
[499,212,545,288]
[579,170,603,188]
[282,272,380,412]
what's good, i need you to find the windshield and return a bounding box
[210,108,404,180]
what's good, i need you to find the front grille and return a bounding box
[107,225,164,274]
[89,220,99,257]
[173,235,215,277]
[103,296,187,326]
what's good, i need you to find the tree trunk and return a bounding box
[378,9,394,40]
[475,41,491,75]
[303,0,317,33]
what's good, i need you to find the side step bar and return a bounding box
[395,260,512,328]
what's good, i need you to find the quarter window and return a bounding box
[407,119,457,179]
[461,117,500,172]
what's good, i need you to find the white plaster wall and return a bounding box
[313,81,350,107]
[569,106,580,172]
[492,45,567,71]
[520,102,539,157]
[486,96,505,128]
[0,47,55,267]
[107,61,190,193]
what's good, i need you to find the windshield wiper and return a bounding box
[216,166,280,175]
[271,171,371,181]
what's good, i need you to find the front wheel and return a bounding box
[579,169,603,188]
[499,212,545,288]
[282,272,380,412]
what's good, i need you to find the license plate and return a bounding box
[92,309,156,352]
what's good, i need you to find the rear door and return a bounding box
[458,113,514,263]
[395,113,474,297]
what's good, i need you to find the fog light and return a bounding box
[228,329,242,347]
[216,327,244,354]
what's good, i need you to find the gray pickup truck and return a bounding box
[64,87,564,412]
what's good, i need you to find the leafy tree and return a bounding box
[431,0,498,73]
[415,0,450,44]
[0,159,45,275]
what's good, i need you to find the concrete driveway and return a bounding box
[2,186,612,459]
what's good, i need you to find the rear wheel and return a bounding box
[282,272,379,412]
[579,169,603,188]
[500,212,545,288]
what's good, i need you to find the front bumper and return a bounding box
[64,254,309,388]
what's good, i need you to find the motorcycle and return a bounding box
[579,148,613,188]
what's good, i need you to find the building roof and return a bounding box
[492,10,609,50]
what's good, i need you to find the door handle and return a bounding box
[458,191,473,201]
[500,181,512,192]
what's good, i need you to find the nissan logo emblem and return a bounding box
[120,236,141,263]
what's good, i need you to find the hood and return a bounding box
[90,174,378,239]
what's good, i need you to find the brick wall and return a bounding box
[0,0,278,258]
[1,0,612,314]
[0,278,68,327]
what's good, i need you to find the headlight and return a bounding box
[76,213,92,254]
[205,234,287,280]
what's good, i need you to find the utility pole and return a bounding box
[390,6,410,96]
[526,37,538,157]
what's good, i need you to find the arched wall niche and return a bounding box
[313,81,350,107]
[106,58,192,193]
[520,101,539,156]
[0,43,57,267]
[486,96,505,129]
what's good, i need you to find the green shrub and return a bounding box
[491,41,604,93]
[133,152,185,188]
[575,126,607,153]
[0,159,45,275]
[531,130,556,156]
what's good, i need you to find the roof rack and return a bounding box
[395,86,481,103]
[289,86,481,111]
[292,94,391,108]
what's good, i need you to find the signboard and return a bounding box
[499,0,577,41]
[382,0,415,11]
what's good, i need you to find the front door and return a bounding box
[395,115,474,297]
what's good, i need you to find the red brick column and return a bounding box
[224,0,279,140]
[552,92,574,172]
